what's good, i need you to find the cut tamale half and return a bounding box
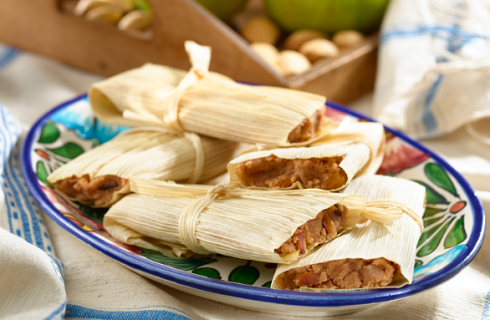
[272,175,426,291]
[47,129,245,207]
[228,122,385,191]
[103,179,378,263]
[89,41,329,146]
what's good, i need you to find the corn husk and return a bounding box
[311,120,385,176]
[228,122,385,191]
[89,41,328,146]
[272,175,426,290]
[103,179,375,263]
[47,129,245,207]
[201,172,230,186]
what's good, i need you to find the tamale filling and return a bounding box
[275,204,347,256]
[287,110,324,143]
[275,258,401,290]
[54,174,128,207]
[237,155,347,189]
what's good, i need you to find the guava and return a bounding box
[194,0,249,21]
[263,0,390,34]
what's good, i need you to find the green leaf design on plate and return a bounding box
[418,221,444,247]
[79,205,108,224]
[48,142,84,159]
[36,161,51,186]
[228,261,260,285]
[423,207,445,218]
[444,216,467,249]
[262,281,272,288]
[413,180,449,205]
[417,218,454,257]
[423,207,445,227]
[137,248,216,271]
[414,260,423,269]
[425,163,458,197]
[38,122,59,144]
[192,268,221,279]
[424,216,444,228]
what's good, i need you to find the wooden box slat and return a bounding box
[0,0,378,104]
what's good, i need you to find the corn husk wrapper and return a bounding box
[47,129,244,207]
[228,122,385,191]
[272,175,426,290]
[201,172,230,186]
[89,41,329,146]
[311,120,385,176]
[103,179,375,263]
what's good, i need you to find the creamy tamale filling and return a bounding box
[54,174,128,207]
[275,204,347,256]
[274,258,401,290]
[287,110,324,143]
[236,155,347,189]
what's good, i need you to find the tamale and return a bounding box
[89,41,329,146]
[228,122,385,191]
[102,179,391,263]
[47,129,243,207]
[272,175,425,290]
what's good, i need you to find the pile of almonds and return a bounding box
[74,0,152,33]
[241,16,365,77]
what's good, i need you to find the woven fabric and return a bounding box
[374,0,490,144]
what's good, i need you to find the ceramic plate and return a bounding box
[21,95,485,317]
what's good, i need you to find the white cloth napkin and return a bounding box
[0,105,65,320]
[1,44,490,320]
[374,0,490,145]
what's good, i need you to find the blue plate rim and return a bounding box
[21,94,485,308]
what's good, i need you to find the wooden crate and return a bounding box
[0,0,378,104]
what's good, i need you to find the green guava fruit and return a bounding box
[194,0,249,21]
[263,0,390,34]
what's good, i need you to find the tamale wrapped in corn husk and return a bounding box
[272,175,425,291]
[47,129,244,207]
[228,122,385,191]
[89,41,330,146]
[102,179,398,263]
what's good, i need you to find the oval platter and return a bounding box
[21,95,485,317]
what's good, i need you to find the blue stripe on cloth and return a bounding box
[0,107,34,243]
[0,106,56,253]
[65,305,193,320]
[0,107,16,233]
[421,75,443,135]
[380,25,489,45]
[45,300,67,320]
[0,106,67,317]
[9,142,45,249]
[482,291,490,320]
[0,47,20,70]
[0,108,32,242]
[49,255,66,280]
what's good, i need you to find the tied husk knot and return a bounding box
[161,41,211,133]
[363,199,423,230]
